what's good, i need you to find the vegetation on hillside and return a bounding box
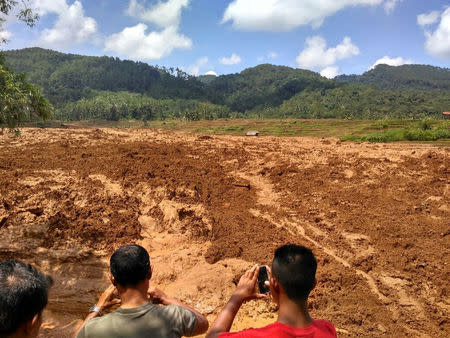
[336,64,450,90]
[58,91,229,121]
[197,74,217,85]
[262,85,450,119]
[2,48,450,125]
[4,48,206,105]
[205,64,336,112]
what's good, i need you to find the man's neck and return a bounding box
[277,295,313,328]
[118,284,149,309]
[8,327,33,338]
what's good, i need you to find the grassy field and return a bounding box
[25,118,450,144]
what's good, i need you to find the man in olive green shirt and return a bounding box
[75,244,208,338]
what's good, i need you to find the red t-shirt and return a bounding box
[219,320,337,338]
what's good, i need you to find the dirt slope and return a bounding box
[0,128,448,337]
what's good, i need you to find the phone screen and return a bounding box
[258,266,270,294]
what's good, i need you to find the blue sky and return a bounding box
[1,0,449,77]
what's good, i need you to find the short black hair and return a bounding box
[0,260,53,337]
[110,244,151,287]
[272,244,317,302]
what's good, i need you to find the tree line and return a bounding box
[58,91,230,122]
[2,47,450,128]
[56,86,449,122]
[262,85,450,119]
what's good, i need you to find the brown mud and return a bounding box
[0,128,449,337]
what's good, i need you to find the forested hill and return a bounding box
[205,64,335,112]
[335,64,450,90]
[3,48,337,112]
[3,47,206,104]
[2,47,450,120]
[5,48,450,105]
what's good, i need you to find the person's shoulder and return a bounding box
[312,320,337,336]
[82,312,117,333]
[85,314,110,326]
[156,304,197,325]
[160,304,195,317]
[220,321,337,338]
[219,323,279,337]
[157,304,198,336]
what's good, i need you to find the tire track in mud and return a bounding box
[232,168,423,335]
[234,139,448,337]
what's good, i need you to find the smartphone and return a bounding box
[258,266,270,294]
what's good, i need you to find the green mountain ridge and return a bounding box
[3,47,206,105]
[2,47,449,121]
[205,63,335,112]
[335,64,450,90]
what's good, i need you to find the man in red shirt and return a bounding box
[206,244,336,338]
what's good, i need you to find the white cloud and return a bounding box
[187,56,209,76]
[320,66,339,79]
[296,36,358,77]
[417,10,441,26]
[222,0,384,31]
[220,53,242,65]
[33,0,97,49]
[384,0,402,14]
[33,0,68,15]
[205,70,218,76]
[107,0,192,61]
[423,8,450,59]
[34,0,97,49]
[104,24,191,61]
[126,0,189,28]
[296,36,359,69]
[369,56,414,70]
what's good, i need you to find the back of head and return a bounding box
[110,244,150,287]
[0,260,53,337]
[272,244,317,302]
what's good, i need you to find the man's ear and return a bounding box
[24,313,41,336]
[110,273,116,286]
[274,278,280,291]
[147,265,152,280]
[270,276,279,293]
[269,276,281,304]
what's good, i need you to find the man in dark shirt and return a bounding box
[76,244,208,338]
[207,244,336,338]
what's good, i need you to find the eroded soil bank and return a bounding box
[0,128,448,337]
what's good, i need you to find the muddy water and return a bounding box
[0,128,449,337]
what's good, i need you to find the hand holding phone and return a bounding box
[257,266,270,294]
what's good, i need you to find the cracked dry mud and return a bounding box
[0,128,449,337]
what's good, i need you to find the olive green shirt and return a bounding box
[77,302,198,338]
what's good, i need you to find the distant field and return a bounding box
[26,118,450,145]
